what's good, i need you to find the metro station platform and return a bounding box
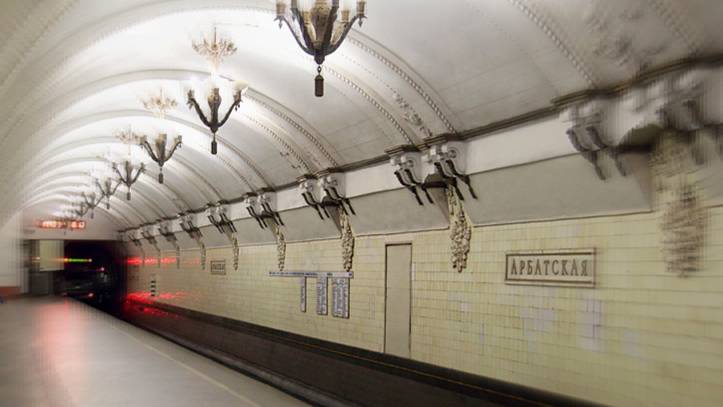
[0,297,307,407]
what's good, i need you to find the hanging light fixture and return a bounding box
[112,128,145,200]
[113,161,145,201]
[96,178,120,210]
[275,0,367,97]
[186,28,249,155]
[88,165,119,210]
[81,191,102,219]
[139,89,183,184]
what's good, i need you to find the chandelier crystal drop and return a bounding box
[187,28,248,155]
[275,0,367,97]
[139,89,183,184]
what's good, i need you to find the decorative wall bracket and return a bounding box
[562,99,624,180]
[624,69,722,165]
[141,225,161,268]
[298,172,355,221]
[423,138,478,202]
[207,204,239,270]
[244,191,284,230]
[158,221,181,269]
[563,69,722,181]
[319,171,356,216]
[179,213,206,270]
[127,231,146,263]
[387,145,429,205]
[298,175,325,219]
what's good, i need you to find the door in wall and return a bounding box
[385,244,412,358]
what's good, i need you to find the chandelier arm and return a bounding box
[110,180,122,196]
[130,166,145,185]
[165,140,182,162]
[326,17,358,54]
[140,140,161,163]
[320,4,340,54]
[112,165,124,182]
[280,17,314,55]
[188,96,213,128]
[218,99,242,129]
[296,11,318,56]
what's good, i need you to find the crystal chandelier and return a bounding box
[275,0,367,97]
[186,28,249,155]
[112,128,145,200]
[139,89,183,184]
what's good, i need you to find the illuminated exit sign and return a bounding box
[36,220,86,230]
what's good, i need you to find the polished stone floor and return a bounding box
[0,297,308,407]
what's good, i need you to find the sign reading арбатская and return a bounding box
[505,249,595,287]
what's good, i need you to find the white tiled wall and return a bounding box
[129,208,723,406]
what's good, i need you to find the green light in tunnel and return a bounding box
[63,258,93,264]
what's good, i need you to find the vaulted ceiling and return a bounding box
[1,0,721,231]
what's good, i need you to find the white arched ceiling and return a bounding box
[1,0,720,231]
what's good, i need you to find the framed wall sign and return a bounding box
[505,249,595,288]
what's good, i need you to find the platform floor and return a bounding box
[0,297,308,407]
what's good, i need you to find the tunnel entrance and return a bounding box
[60,240,127,315]
[26,240,127,316]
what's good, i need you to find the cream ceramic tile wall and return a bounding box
[128,207,723,406]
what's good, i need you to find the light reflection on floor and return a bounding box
[0,297,307,407]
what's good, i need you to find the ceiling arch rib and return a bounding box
[23,167,193,216]
[30,109,262,194]
[26,150,213,211]
[23,157,202,223]
[0,6,438,174]
[25,197,133,230]
[32,108,279,194]
[28,182,165,224]
[24,175,180,218]
[20,69,340,185]
[28,115,251,204]
[25,189,145,227]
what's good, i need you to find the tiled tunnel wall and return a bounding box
[127,208,723,407]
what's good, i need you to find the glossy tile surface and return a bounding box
[0,297,308,407]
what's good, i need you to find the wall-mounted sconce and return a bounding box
[141,225,161,268]
[207,203,239,270]
[158,221,180,269]
[245,191,283,230]
[178,213,206,270]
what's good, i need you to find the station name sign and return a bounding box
[210,260,227,275]
[505,249,595,287]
